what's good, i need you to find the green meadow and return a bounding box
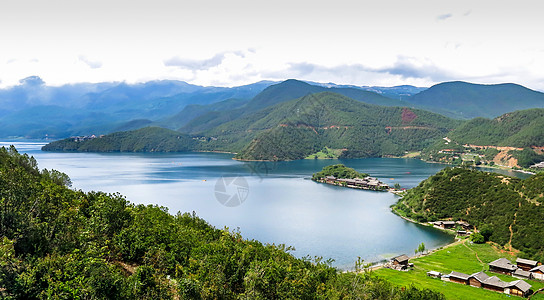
[373,240,544,299]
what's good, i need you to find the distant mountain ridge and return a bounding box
[405,81,544,119]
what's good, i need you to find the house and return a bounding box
[516,258,539,271]
[325,176,336,183]
[440,221,456,229]
[391,254,410,266]
[530,265,544,280]
[489,258,517,275]
[468,271,490,288]
[481,276,508,293]
[456,221,473,230]
[427,271,442,278]
[513,268,533,280]
[457,230,468,236]
[448,271,470,285]
[508,280,532,297]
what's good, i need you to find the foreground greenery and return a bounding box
[374,240,544,299]
[311,164,369,181]
[0,146,445,299]
[393,167,544,261]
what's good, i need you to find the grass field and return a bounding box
[373,240,544,299]
[305,147,344,159]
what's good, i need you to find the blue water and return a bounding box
[6,141,526,269]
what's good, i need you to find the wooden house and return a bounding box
[516,258,538,271]
[391,254,410,266]
[481,276,508,293]
[468,271,489,288]
[427,271,442,278]
[448,271,470,285]
[440,221,456,229]
[513,268,533,280]
[508,280,532,297]
[489,258,517,275]
[530,265,544,280]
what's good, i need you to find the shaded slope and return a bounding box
[407,81,544,119]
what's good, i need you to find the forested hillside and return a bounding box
[406,81,544,119]
[0,146,444,299]
[41,127,196,152]
[393,167,544,261]
[421,109,544,168]
[234,92,461,160]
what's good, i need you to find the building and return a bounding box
[432,220,456,229]
[481,276,508,293]
[391,254,410,266]
[448,271,470,285]
[427,271,442,278]
[508,280,532,297]
[516,258,539,271]
[489,258,517,275]
[468,271,489,288]
[456,221,473,230]
[513,268,533,280]
[530,265,544,280]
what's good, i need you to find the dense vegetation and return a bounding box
[41,127,196,152]
[420,109,544,168]
[311,164,369,181]
[393,167,544,262]
[233,92,461,160]
[0,146,445,299]
[406,81,544,119]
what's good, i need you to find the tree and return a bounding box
[393,183,401,190]
[471,233,485,244]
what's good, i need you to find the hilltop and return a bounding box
[393,167,544,261]
[422,109,544,168]
[406,81,544,119]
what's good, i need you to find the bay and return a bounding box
[5,141,519,270]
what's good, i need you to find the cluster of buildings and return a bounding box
[321,176,389,191]
[438,257,543,297]
[71,135,100,142]
[530,161,544,168]
[430,220,473,235]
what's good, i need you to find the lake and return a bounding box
[3,141,530,270]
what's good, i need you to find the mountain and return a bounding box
[406,81,544,119]
[421,109,544,168]
[43,92,461,160]
[42,127,196,152]
[304,81,427,99]
[232,92,461,160]
[393,167,544,261]
[179,79,411,134]
[446,108,544,147]
[0,78,274,139]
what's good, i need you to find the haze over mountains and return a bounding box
[3,77,544,142]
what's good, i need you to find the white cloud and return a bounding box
[78,55,102,69]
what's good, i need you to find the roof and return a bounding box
[427,271,442,276]
[530,265,544,272]
[469,271,490,283]
[449,271,470,280]
[442,221,456,225]
[392,254,410,263]
[513,268,532,278]
[516,258,538,266]
[489,258,517,271]
[482,276,508,288]
[509,280,532,292]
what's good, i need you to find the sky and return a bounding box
[1,0,543,90]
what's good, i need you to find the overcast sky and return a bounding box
[1,0,543,90]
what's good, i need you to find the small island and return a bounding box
[312,164,389,191]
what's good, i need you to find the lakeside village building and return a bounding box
[439,257,542,297]
[320,176,389,191]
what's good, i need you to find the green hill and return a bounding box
[421,109,544,168]
[0,146,445,299]
[407,81,544,119]
[232,92,461,160]
[446,108,544,147]
[179,79,410,134]
[42,127,196,152]
[393,167,544,261]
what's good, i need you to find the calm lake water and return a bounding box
[2,141,531,269]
